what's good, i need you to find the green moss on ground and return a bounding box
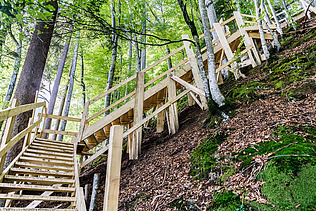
[208,191,247,211]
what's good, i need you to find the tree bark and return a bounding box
[80,50,86,106]
[262,19,280,51]
[3,0,58,168]
[199,0,225,107]
[52,83,68,140]
[89,173,100,211]
[266,0,283,35]
[255,0,270,60]
[177,0,211,102]
[57,32,79,141]
[140,6,147,70]
[0,21,8,62]
[43,32,72,139]
[104,1,119,114]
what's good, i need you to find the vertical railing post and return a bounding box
[131,71,144,159]
[167,73,179,135]
[234,11,262,67]
[0,99,18,174]
[156,102,165,133]
[182,34,208,110]
[103,125,123,211]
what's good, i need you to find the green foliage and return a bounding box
[208,191,246,211]
[190,132,231,180]
[170,198,200,210]
[230,81,263,103]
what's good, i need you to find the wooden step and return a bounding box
[19,156,74,167]
[29,145,73,154]
[4,175,74,185]
[34,139,73,149]
[10,168,74,177]
[15,162,74,172]
[0,183,75,192]
[31,142,74,151]
[36,138,73,145]
[22,152,73,162]
[0,194,76,202]
[26,148,73,158]
[95,129,107,142]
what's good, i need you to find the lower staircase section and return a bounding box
[0,138,76,210]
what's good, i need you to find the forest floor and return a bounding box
[80,17,316,210]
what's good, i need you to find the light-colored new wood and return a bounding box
[167,73,179,135]
[0,194,75,202]
[189,92,204,110]
[40,113,81,122]
[249,32,273,40]
[34,140,73,149]
[29,145,73,154]
[182,34,207,109]
[81,145,109,168]
[22,152,73,161]
[103,126,123,211]
[0,102,45,122]
[170,75,205,97]
[26,148,73,157]
[9,167,74,177]
[31,142,73,151]
[0,183,75,192]
[42,129,78,137]
[19,156,74,167]
[4,175,74,184]
[35,138,73,145]
[14,162,74,172]
[156,102,165,133]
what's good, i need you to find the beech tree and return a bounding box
[4,0,58,167]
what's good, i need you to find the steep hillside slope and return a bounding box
[80,17,316,210]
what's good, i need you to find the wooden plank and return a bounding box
[0,183,75,192]
[220,15,236,26]
[141,46,185,73]
[182,34,207,109]
[249,32,273,40]
[167,73,179,135]
[123,90,190,138]
[95,129,107,142]
[19,156,74,167]
[234,11,261,67]
[0,194,75,202]
[88,75,136,105]
[10,167,74,177]
[0,208,75,210]
[42,129,77,137]
[103,126,123,211]
[0,118,41,158]
[156,102,165,133]
[29,145,73,154]
[240,14,256,18]
[189,92,204,110]
[31,142,73,151]
[170,75,205,97]
[22,152,73,162]
[33,140,73,149]
[15,162,74,172]
[132,71,144,159]
[35,138,73,145]
[4,175,74,184]
[87,135,98,145]
[40,113,81,122]
[0,102,45,122]
[26,148,73,157]
[244,24,277,31]
[81,145,109,168]
[86,90,135,123]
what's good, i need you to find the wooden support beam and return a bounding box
[156,102,165,133]
[131,71,144,159]
[170,74,205,97]
[81,145,109,168]
[0,102,45,122]
[103,125,123,211]
[189,92,204,110]
[167,73,179,135]
[234,11,261,67]
[182,34,208,110]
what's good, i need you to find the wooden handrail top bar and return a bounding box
[220,15,236,26]
[0,102,45,122]
[39,113,81,122]
[88,74,137,105]
[88,46,184,106]
[140,45,185,73]
[240,14,256,19]
[244,21,257,24]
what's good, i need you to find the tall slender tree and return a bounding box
[4,0,58,167]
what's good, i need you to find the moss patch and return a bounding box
[208,191,247,211]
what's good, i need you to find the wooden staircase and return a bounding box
[0,138,76,210]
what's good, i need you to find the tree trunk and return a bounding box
[57,32,80,141]
[262,19,280,51]
[199,0,225,107]
[266,0,283,35]
[4,0,58,168]
[52,83,68,140]
[0,22,8,62]
[236,0,241,12]
[104,1,119,114]
[140,6,147,70]
[177,0,211,102]
[125,36,133,97]
[43,32,72,139]
[255,0,270,60]
[80,50,86,106]
[89,173,100,211]
[281,0,297,30]
[166,46,172,69]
